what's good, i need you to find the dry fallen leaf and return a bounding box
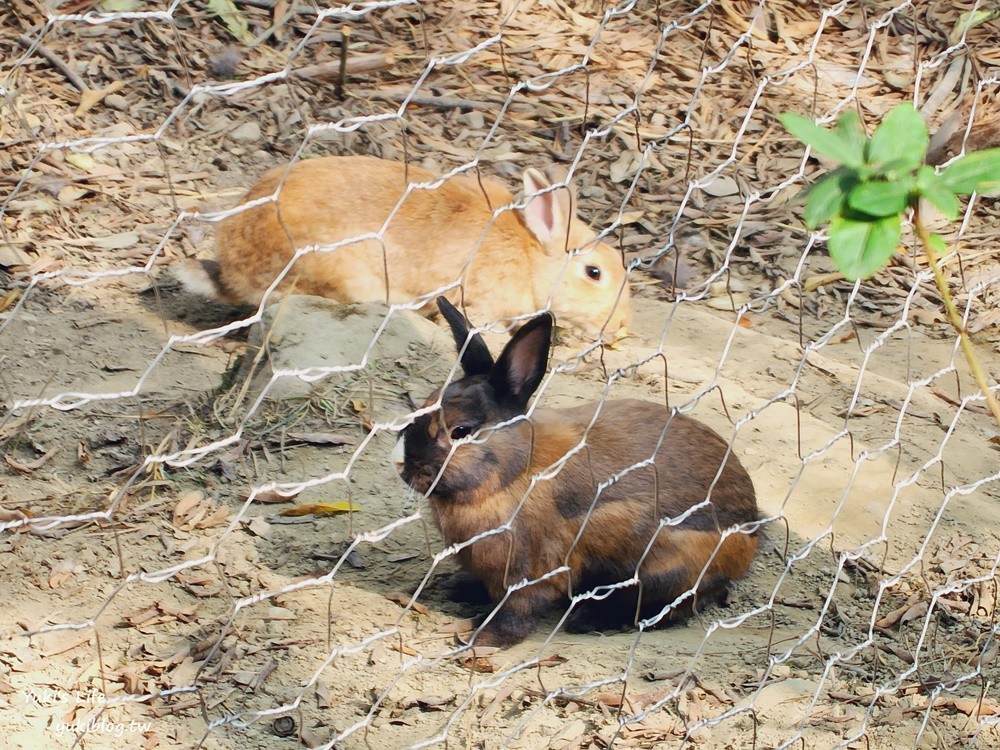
[159,601,200,622]
[0,245,32,268]
[56,185,92,206]
[0,505,33,524]
[279,501,361,517]
[119,665,146,695]
[437,618,476,634]
[60,231,139,250]
[123,604,163,628]
[385,592,430,615]
[386,552,418,563]
[875,595,924,629]
[65,153,97,172]
[389,641,418,656]
[175,571,215,588]
[246,517,271,537]
[0,288,22,313]
[944,697,1000,717]
[75,80,125,116]
[206,0,255,45]
[315,681,332,710]
[405,695,455,711]
[194,506,229,529]
[4,448,59,473]
[172,490,206,529]
[253,489,300,504]
[596,692,625,707]
[459,654,495,673]
[538,654,569,668]
[34,629,93,657]
[899,600,930,625]
[47,559,79,589]
[164,656,203,689]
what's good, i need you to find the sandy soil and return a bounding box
[2,271,998,750]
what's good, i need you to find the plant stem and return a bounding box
[913,209,1000,428]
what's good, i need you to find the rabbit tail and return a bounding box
[175,259,241,303]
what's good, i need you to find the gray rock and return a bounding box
[104,93,128,111]
[239,297,453,402]
[229,121,261,143]
[457,111,485,129]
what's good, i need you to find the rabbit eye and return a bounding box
[450,425,473,440]
[585,265,601,281]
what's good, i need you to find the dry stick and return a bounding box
[370,89,496,112]
[914,208,1000,427]
[802,271,846,292]
[15,33,87,92]
[335,25,351,99]
[291,52,394,81]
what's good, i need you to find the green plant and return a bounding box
[781,103,1000,427]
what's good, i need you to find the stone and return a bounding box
[237,297,453,402]
[229,121,261,143]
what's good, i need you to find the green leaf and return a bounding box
[950,9,1000,45]
[835,110,867,165]
[921,187,960,220]
[865,104,928,173]
[939,149,1000,195]
[847,180,911,217]
[206,0,255,45]
[803,168,856,229]
[915,167,961,220]
[780,113,865,169]
[827,214,901,280]
[926,233,947,257]
[915,165,937,191]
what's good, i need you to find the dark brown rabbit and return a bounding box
[392,298,760,647]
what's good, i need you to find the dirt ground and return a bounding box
[2,2,999,749]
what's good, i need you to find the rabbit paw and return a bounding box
[435,570,492,605]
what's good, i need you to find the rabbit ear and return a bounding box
[522,169,573,251]
[490,312,553,409]
[437,297,494,376]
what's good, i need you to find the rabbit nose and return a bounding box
[390,435,405,474]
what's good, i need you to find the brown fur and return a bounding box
[200,156,632,342]
[426,402,758,644]
[396,301,760,647]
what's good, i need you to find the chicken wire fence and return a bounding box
[1,1,999,749]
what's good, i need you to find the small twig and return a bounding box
[370,90,497,112]
[292,52,394,82]
[249,5,295,48]
[335,25,351,99]
[914,208,1000,427]
[774,597,816,610]
[802,271,846,292]
[928,386,992,416]
[16,33,87,92]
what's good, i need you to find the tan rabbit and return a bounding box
[178,155,632,342]
[392,297,760,647]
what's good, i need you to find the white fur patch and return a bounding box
[174,261,220,299]
[389,435,405,474]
